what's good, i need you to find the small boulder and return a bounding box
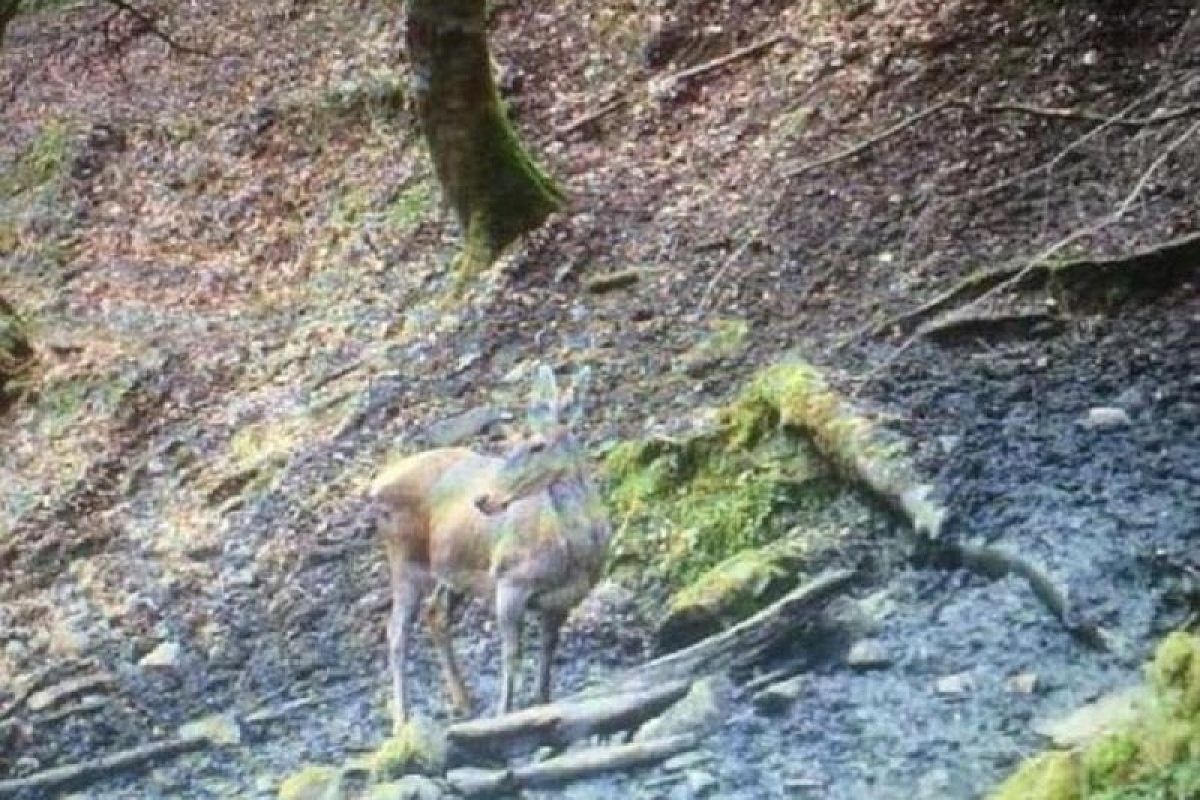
[846,639,891,671]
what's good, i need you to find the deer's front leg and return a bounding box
[537,608,567,705]
[495,580,531,715]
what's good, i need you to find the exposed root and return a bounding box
[920,312,1064,344]
[881,230,1200,337]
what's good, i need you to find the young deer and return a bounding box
[369,365,610,725]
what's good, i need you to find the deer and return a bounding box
[369,364,611,726]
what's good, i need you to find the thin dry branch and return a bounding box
[784,100,955,178]
[665,33,792,85]
[101,0,210,56]
[0,735,210,797]
[979,100,1200,127]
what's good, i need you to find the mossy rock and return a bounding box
[278,764,342,800]
[991,751,1081,800]
[656,545,805,650]
[371,717,448,780]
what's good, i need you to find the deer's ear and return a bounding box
[562,365,591,428]
[528,364,559,433]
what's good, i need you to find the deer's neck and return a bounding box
[547,470,609,550]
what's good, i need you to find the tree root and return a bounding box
[920,312,1065,344]
[881,230,1200,337]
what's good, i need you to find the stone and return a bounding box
[139,641,181,669]
[1081,406,1131,430]
[636,674,732,741]
[1034,685,1148,748]
[685,770,719,795]
[445,767,508,796]
[366,776,445,800]
[934,671,975,695]
[846,639,892,670]
[753,675,807,714]
[179,713,242,745]
[1006,672,1039,695]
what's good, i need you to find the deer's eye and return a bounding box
[528,442,546,454]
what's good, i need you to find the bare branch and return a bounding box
[100,0,209,56]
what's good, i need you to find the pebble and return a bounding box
[1081,406,1131,429]
[139,641,181,669]
[934,671,975,695]
[1006,672,1039,695]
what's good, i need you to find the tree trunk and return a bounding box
[0,0,21,51]
[405,0,563,283]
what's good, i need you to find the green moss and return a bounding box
[605,361,874,605]
[0,120,71,198]
[370,717,447,780]
[1148,632,1200,719]
[278,764,341,800]
[990,634,1200,800]
[1084,733,1141,789]
[991,751,1081,800]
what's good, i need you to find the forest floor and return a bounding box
[1,0,1198,798]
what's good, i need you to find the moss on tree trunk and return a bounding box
[0,0,21,51]
[0,295,33,409]
[405,0,563,282]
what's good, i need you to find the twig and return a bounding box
[664,33,792,85]
[0,735,210,797]
[979,100,1200,127]
[553,93,628,138]
[784,100,955,178]
[100,0,210,56]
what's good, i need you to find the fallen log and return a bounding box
[447,678,691,761]
[446,733,700,796]
[601,568,856,694]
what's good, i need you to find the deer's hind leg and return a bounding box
[424,583,472,717]
[383,510,432,730]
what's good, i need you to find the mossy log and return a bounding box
[405,0,563,281]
